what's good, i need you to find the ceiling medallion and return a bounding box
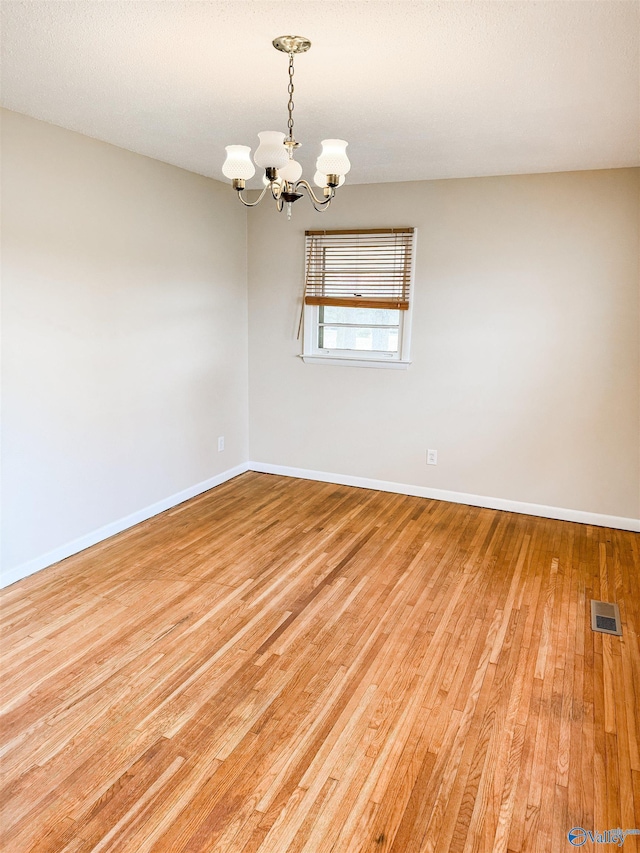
[222,36,350,219]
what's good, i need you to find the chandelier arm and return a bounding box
[310,197,333,212]
[299,186,334,213]
[236,186,270,208]
[270,181,285,201]
[295,180,335,208]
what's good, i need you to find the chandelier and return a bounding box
[221,36,351,219]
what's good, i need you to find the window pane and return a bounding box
[320,306,400,326]
[319,325,399,352]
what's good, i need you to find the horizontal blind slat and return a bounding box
[306,297,410,310]
[305,227,414,236]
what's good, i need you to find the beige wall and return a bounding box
[248,169,639,520]
[2,112,637,584]
[1,110,249,577]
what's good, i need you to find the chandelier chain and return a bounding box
[287,52,295,141]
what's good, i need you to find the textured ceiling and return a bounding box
[1,1,639,187]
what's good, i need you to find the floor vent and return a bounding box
[590,600,622,636]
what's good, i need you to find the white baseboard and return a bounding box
[0,463,250,589]
[248,462,640,533]
[4,459,637,589]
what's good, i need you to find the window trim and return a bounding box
[301,228,417,369]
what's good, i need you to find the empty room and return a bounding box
[1,1,639,851]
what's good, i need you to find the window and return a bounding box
[301,228,416,368]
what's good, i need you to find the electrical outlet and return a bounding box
[427,449,437,465]
[217,436,225,452]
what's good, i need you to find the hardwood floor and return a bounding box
[1,472,639,853]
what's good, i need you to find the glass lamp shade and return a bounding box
[279,158,302,183]
[316,139,351,176]
[254,131,289,170]
[313,170,345,188]
[222,145,256,180]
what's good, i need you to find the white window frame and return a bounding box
[301,229,417,370]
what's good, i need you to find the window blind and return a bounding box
[304,228,415,310]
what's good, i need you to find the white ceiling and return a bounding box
[1,1,639,187]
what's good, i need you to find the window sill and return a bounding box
[300,354,412,370]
